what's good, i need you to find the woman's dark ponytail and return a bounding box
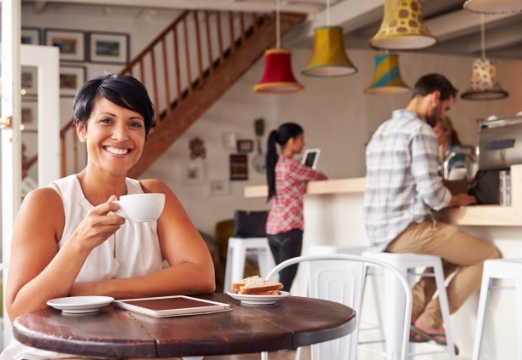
[266,130,279,201]
[265,122,304,201]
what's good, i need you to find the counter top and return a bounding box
[244,178,365,198]
[244,165,522,227]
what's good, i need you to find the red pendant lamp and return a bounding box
[253,0,303,94]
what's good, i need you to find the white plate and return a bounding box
[47,296,114,314]
[227,291,290,305]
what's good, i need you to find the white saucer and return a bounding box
[47,296,114,314]
[227,291,290,305]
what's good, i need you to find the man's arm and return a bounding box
[447,193,477,207]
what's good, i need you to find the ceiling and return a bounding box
[23,0,522,59]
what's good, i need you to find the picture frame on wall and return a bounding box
[21,66,38,97]
[209,179,230,196]
[44,29,86,62]
[59,65,86,97]
[229,154,248,181]
[181,163,205,185]
[236,139,254,153]
[21,101,38,132]
[21,27,41,45]
[88,32,129,65]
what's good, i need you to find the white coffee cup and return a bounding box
[113,193,165,222]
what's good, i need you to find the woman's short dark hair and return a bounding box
[411,73,458,101]
[73,73,155,136]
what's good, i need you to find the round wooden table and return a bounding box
[13,293,356,358]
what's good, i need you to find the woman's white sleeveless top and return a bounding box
[0,175,162,359]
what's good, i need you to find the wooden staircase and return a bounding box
[57,9,306,178]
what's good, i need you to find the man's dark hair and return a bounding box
[411,73,458,101]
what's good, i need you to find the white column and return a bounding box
[1,0,22,348]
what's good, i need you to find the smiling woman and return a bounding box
[1,73,216,359]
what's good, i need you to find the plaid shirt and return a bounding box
[363,110,451,251]
[266,155,327,234]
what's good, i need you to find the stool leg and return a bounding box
[231,240,247,287]
[433,264,456,359]
[368,266,385,344]
[516,277,522,360]
[257,246,276,279]
[383,266,405,360]
[472,273,491,360]
[223,240,235,292]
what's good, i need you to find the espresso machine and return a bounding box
[470,114,522,204]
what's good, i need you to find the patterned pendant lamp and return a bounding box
[369,0,437,50]
[464,0,522,14]
[301,0,357,77]
[253,0,303,94]
[461,15,509,101]
[365,53,410,95]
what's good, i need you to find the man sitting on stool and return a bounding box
[363,73,500,346]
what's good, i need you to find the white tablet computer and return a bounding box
[302,149,320,169]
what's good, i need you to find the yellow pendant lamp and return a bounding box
[369,0,437,50]
[302,26,357,77]
[365,53,410,95]
[253,0,303,94]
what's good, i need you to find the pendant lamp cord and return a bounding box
[480,13,485,59]
[276,0,280,48]
[326,0,330,26]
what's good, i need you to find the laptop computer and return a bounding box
[302,149,320,169]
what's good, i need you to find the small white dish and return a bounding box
[227,291,290,305]
[47,296,114,314]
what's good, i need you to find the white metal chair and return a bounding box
[261,254,412,360]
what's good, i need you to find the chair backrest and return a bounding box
[266,254,411,360]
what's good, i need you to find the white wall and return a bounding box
[21,4,522,236]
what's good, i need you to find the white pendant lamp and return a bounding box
[464,0,522,14]
[461,15,509,101]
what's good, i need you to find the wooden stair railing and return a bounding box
[56,9,306,178]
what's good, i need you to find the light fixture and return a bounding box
[253,0,303,94]
[461,15,509,101]
[369,0,437,50]
[301,0,357,77]
[365,53,410,95]
[464,0,522,14]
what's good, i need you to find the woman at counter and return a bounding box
[265,122,327,292]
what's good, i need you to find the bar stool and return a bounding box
[362,251,457,359]
[223,237,275,292]
[472,258,522,360]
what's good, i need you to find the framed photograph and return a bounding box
[182,163,205,185]
[21,101,38,131]
[230,154,248,181]
[45,29,86,62]
[237,139,254,153]
[21,66,38,97]
[222,132,237,151]
[88,32,129,65]
[21,27,41,45]
[209,179,230,196]
[59,65,86,97]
